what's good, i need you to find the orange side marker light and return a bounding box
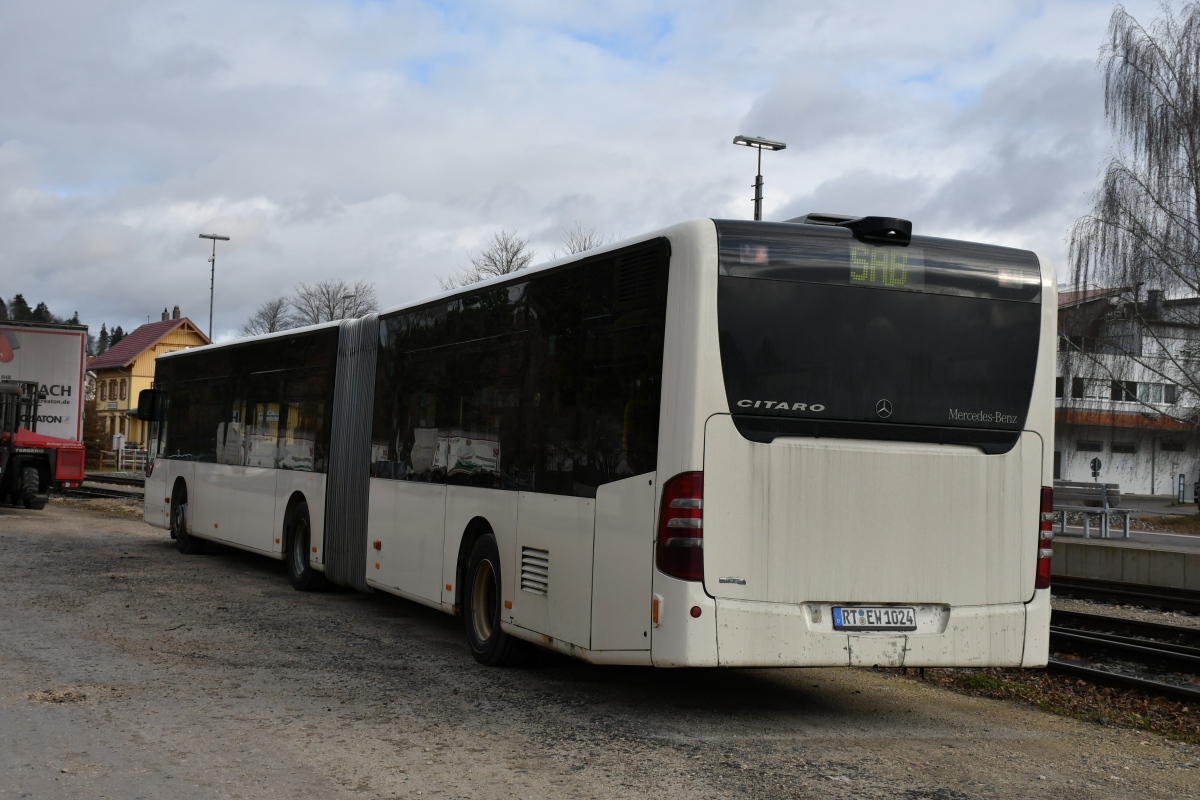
[374,562,380,569]
[504,600,512,609]
[445,583,452,592]
[373,541,382,550]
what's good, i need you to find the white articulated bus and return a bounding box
[142,214,1057,668]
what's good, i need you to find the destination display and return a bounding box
[849,242,925,289]
[717,220,1042,302]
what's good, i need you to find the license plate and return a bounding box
[832,606,916,631]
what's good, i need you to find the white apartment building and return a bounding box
[1055,286,1200,497]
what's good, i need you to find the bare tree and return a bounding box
[1067,2,1200,422]
[439,230,535,290]
[240,297,294,336]
[1071,4,1200,295]
[554,222,612,258]
[290,279,380,326]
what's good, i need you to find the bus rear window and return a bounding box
[715,221,1043,451]
[717,220,1042,302]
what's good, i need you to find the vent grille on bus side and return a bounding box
[616,251,660,305]
[520,547,549,595]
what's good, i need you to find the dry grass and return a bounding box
[50,495,144,519]
[894,667,1200,744]
[1135,514,1200,535]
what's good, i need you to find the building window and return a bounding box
[1132,382,1178,404]
[1055,377,1064,399]
[1161,440,1187,452]
[1110,380,1136,401]
[1076,440,1103,452]
[1071,377,1084,399]
[1111,442,1136,454]
[119,417,126,435]
[100,382,107,401]
[120,380,126,401]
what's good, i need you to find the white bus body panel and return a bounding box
[590,473,657,651]
[191,464,278,554]
[702,420,1042,607]
[366,480,447,604]
[144,463,169,528]
[512,492,595,649]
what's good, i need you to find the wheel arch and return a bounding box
[170,476,188,508]
[283,490,308,525]
[281,490,309,547]
[454,516,495,615]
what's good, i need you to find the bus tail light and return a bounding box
[1036,486,1053,590]
[656,472,704,582]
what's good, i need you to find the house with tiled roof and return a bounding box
[88,306,209,448]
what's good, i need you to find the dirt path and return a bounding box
[1,503,1197,799]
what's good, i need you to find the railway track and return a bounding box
[66,486,144,501]
[83,473,146,488]
[1048,608,1200,701]
[1051,576,1200,615]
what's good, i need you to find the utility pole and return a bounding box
[199,233,231,339]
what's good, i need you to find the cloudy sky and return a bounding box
[0,0,1164,341]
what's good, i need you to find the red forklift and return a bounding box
[0,381,86,509]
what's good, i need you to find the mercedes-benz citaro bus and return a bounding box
[141,214,1056,669]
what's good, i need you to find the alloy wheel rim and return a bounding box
[471,559,496,643]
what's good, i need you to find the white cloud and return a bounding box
[0,0,1166,338]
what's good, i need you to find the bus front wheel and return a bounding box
[463,533,527,667]
[173,502,206,555]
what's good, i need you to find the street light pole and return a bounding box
[198,233,231,340]
[733,135,787,221]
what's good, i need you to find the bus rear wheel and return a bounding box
[463,533,527,666]
[286,502,324,591]
[173,501,206,555]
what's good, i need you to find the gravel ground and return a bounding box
[2,501,1198,799]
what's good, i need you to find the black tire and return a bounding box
[20,466,47,510]
[463,533,527,666]
[286,502,324,591]
[172,501,206,555]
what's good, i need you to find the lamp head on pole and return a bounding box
[199,233,231,241]
[732,135,786,151]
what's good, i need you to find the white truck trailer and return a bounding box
[0,321,88,443]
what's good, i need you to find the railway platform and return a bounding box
[1052,536,1200,592]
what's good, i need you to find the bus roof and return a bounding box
[155,318,341,361]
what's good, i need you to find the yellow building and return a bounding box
[87,307,210,448]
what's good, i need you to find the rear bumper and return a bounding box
[712,597,1036,668]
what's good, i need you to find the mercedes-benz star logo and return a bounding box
[876,399,893,419]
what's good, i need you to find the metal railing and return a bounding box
[98,449,147,472]
[1055,508,1133,539]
